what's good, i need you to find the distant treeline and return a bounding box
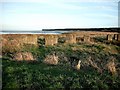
[42,28,120,33]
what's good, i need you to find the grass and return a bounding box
[2,36,120,89]
[2,58,120,89]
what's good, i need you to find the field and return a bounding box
[1,35,120,89]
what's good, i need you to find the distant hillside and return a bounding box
[42,27,120,33]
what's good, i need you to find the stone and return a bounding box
[107,34,113,41]
[22,52,35,61]
[74,60,81,70]
[76,37,82,43]
[44,53,58,65]
[117,34,120,41]
[21,35,38,45]
[45,35,58,46]
[114,34,118,40]
[13,52,35,61]
[83,35,90,43]
[54,35,58,44]
[65,34,76,44]
[13,53,23,61]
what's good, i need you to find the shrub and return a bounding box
[37,38,45,47]
[58,37,66,44]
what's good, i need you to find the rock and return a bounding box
[74,60,81,70]
[13,52,35,61]
[69,56,81,70]
[13,53,23,61]
[22,52,34,61]
[44,54,58,65]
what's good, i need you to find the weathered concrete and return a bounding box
[83,35,90,43]
[45,35,52,46]
[45,35,58,46]
[117,34,120,41]
[107,34,114,41]
[76,37,82,43]
[2,31,119,47]
[65,34,76,44]
[54,35,58,44]
[22,35,38,45]
[114,34,118,40]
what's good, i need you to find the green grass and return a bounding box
[2,40,120,89]
[2,58,120,89]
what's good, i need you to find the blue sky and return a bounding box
[1,0,119,30]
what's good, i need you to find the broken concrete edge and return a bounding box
[1,32,120,47]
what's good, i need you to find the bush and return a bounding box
[58,37,66,44]
[37,38,45,47]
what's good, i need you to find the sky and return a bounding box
[1,0,119,31]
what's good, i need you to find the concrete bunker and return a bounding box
[107,34,114,41]
[65,34,76,44]
[44,35,58,46]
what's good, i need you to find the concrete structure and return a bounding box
[65,34,76,44]
[22,35,38,45]
[109,34,120,41]
[83,35,90,43]
[114,34,118,40]
[76,37,82,43]
[107,34,113,41]
[45,35,58,46]
[117,34,120,41]
[2,31,119,47]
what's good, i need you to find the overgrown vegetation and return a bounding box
[2,58,120,89]
[58,37,66,44]
[2,36,120,89]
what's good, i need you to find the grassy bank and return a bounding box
[2,40,120,89]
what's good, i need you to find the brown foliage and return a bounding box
[106,57,117,76]
[2,38,21,54]
[88,56,103,73]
